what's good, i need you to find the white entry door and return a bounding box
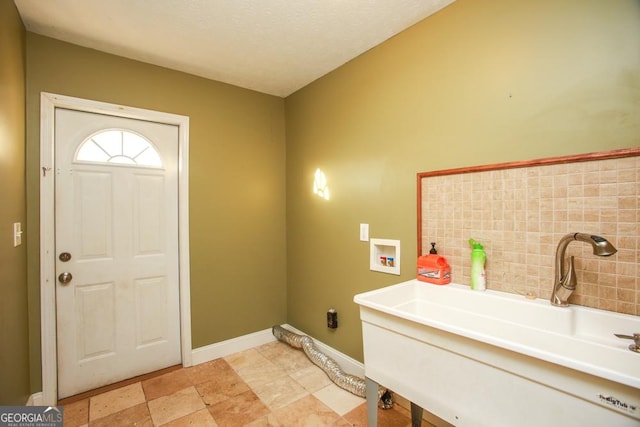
[55,108,181,399]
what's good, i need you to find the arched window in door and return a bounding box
[75,129,162,167]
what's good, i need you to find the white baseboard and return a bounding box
[26,392,43,406]
[190,324,364,379]
[191,327,277,365]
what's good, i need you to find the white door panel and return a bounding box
[74,282,115,361]
[55,108,181,398]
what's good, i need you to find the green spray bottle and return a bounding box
[469,239,486,291]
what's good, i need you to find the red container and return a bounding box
[417,254,451,285]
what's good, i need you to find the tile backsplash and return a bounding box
[420,154,639,315]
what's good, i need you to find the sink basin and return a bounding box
[355,280,640,426]
[355,280,640,388]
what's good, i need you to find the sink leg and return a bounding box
[365,377,378,427]
[411,402,423,427]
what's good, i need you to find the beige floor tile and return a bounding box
[271,394,340,427]
[224,348,269,371]
[63,341,372,427]
[243,413,284,426]
[142,369,193,401]
[227,349,288,390]
[184,359,233,386]
[313,383,365,416]
[62,398,88,426]
[266,346,315,374]
[255,341,302,363]
[89,402,152,427]
[343,402,434,427]
[89,382,146,421]
[161,408,218,427]
[332,418,355,427]
[195,371,250,406]
[251,374,309,410]
[147,386,206,426]
[235,364,288,390]
[289,365,332,393]
[254,341,288,356]
[208,390,270,426]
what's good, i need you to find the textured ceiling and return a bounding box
[14,0,454,97]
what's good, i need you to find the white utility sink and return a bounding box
[355,280,640,427]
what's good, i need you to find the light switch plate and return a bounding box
[360,223,369,242]
[13,222,22,247]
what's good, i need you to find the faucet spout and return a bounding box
[573,233,617,256]
[551,256,576,306]
[551,233,617,307]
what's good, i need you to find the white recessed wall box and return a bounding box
[370,238,400,275]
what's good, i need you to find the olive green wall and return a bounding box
[285,0,640,361]
[10,0,640,396]
[25,34,287,391]
[0,0,30,405]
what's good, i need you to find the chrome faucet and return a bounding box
[551,233,617,307]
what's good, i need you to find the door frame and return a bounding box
[39,92,192,405]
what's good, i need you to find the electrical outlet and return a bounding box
[13,222,22,247]
[327,309,338,329]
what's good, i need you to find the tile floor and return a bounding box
[60,340,434,426]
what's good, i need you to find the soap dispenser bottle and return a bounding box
[469,239,486,291]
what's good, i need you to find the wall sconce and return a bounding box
[313,168,330,200]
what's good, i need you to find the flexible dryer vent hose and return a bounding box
[272,325,391,407]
